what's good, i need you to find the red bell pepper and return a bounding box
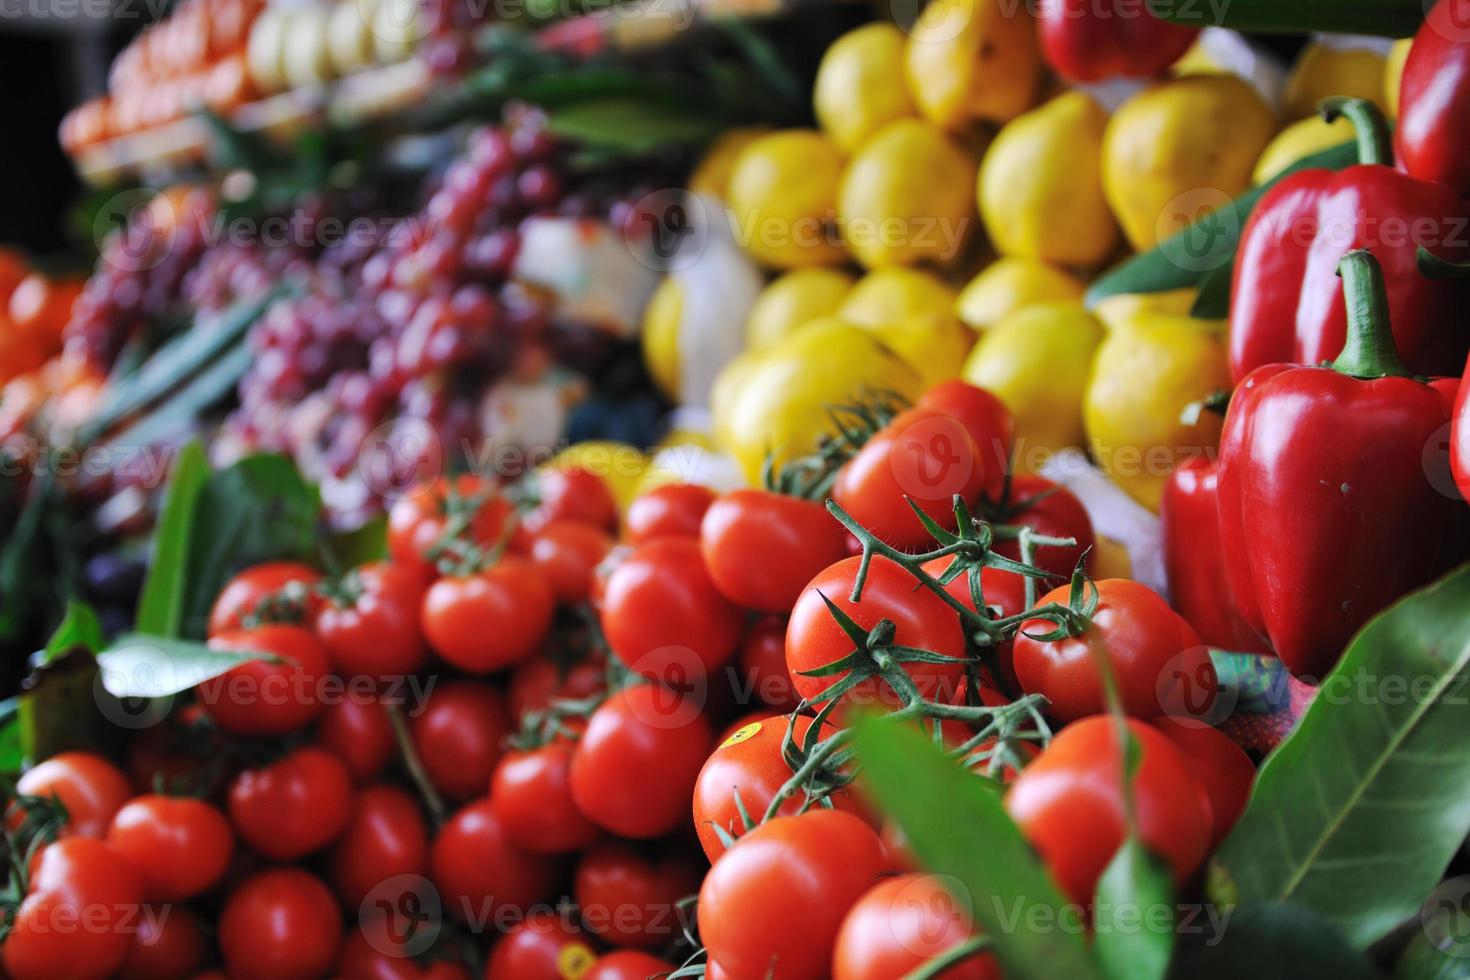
[1160,456,1270,655]
[1218,249,1470,679]
[1456,357,1470,502]
[1397,0,1470,199]
[1230,98,1470,384]
[1036,0,1199,84]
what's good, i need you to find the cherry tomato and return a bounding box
[989,475,1095,580]
[600,536,744,685]
[586,951,678,980]
[692,714,862,863]
[1151,718,1256,847]
[485,910,597,980]
[409,680,510,800]
[916,381,1015,496]
[508,656,607,721]
[700,490,849,612]
[1,837,145,980]
[421,557,554,673]
[624,483,715,544]
[430,799,559,926]
[698,809,887,980]
[107,794,233,900]
[336,924,472,980]
[526,466,618,532]
[569,685,712,839]
[787,555,969,711]
[329,784,429,908]
[491,742,600,855]
[920,556,1028,620]
[833,873,998,980]
[527,520,615,603]
[207,561,321,636]
[832,408,988,552]
[1012,579,1216,723]
[117,905,207,980]
[219,868,342,980]
[15,751,131,838]
[574,840,702,950]
[315,562,428,678]
[388,475,515,580]
[227,746,352,860]
[736,615,800,711]
[1006,715,1213,904]
[316,694,397,782]
[200,625,332,735]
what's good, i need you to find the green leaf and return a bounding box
[17,650,109,765]
[1214,563,1470,949]
[97,633,273,699]
[320,516,388,573]
[1095,839,1175,980]
[0,717,20,774]
[852,716,1102,980]
[1167,903,1378,980]
[44,600,107,660]
[135,441,210,638]
[1156,0,1424,36]
[100,343,255,452]
[0,474,59,643]
[1085,142,1358,309]
[546,99,721,153]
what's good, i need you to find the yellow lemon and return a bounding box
[867,312,975,386]
[840,267,958,330]
[979,91,1118,269]
[641,277,683,400]
[1252,114,1355,184]
[1385,37,1413,119]
[956,258,1086,331]
[689,127,771,200]
[727,130,846,269]
[905,0,1043,131]
[1282,41,1386,119]
[836,119,979,270]
[814,24,916,154]
[746,267,856,351]
[1093,289,1202,332]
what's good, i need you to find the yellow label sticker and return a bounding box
[558,943,596,980]
[720,721,763,749]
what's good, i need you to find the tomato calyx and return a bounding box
[0,789,69,941]
[763,390,909,500]
[1015,564,1103,645]
[237,579,316,628]
[420,481,515,577]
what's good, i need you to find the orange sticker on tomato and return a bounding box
[558,943,596,979]
[720,721,762,748]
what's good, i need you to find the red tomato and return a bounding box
[915,381,1015,495]
[1,837,145,980]
[107,795,233,900]
[569,685,712,839]
[219,869,342,980]
[336,925,472,980]
[409,680,510,800]
[207,561,322,636]
[491,743,600,855]
[316,695,397,783]
[990,475,1095,580]
[1012,579,1217,723]
[833,873,998,980]
[1006,716,1213,904]
[527,467,618,532]
[832,408,989,552]
[508,656,607,721]
[485,910,597,980]
[314,562,428,678]
[328,785,428,907]
[599,536,744,685]
[920,556,1029,620]
[430,799,559,926]
[574,841,702,949]
[624,483,715,544]
[586,951,678,980]
[227,746,353,860]
[1151,718,1256,847]
[117,906,207,980]
[700,490,849,612]
[388,475,515,580]
[421,557,554,673]
[736,615,800,712]
[692,714,861,863]
[527,521,615,603]
[698,809,887,980]
[15,751,131,838]
[200,625,332,735]
[786,555,969,711]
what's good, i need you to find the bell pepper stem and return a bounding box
[1318,97,1392,167]
[1332,249,1411,380]
[1418,245,1470,281]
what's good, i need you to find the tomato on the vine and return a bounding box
[219,869,342,980]
[329,784,429,907]
[1151,717,1256,846]
[207,561,321,636]
[409,680,510,800]
[315,695,397,783]
[700,489,849,612]
[624,482,715,544]
[698,809,888,980]
[117,905,207,980]
[388,474,514,580]
[200,624,332,735]
[736,615,800,712]
[1006,715,1213,904]
[430,800,559,926]
[525,466,618,532]
[421,556,554,673]
[573,840,702,949]
[834,873,998,980]
[227,746,353,860]
[786,555,969,711]
[586,951,678,980]
[569,685,712,840]
[920,556,1029,620]
[106,794,233,900]
[1,837,144,980]
[484,910,597,980]
[491,742,600,855]
[14,751,131,838]
[314,562,428,678]
[1012,578,1216,723]
[988,474,1095,580]
[526,520,615,603]
[508,656,607,721]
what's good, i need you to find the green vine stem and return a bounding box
[387,703,447,827]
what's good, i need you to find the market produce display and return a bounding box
[6,0,1470,977]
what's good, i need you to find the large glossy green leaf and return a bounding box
[1156,0,1423,36]
[853,717,1101,980]
[97,633,272,699]
[1168,903,1378,979]
[1096,839,1175,980]
[1214,563,1470,948]
[135,441,210,637]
